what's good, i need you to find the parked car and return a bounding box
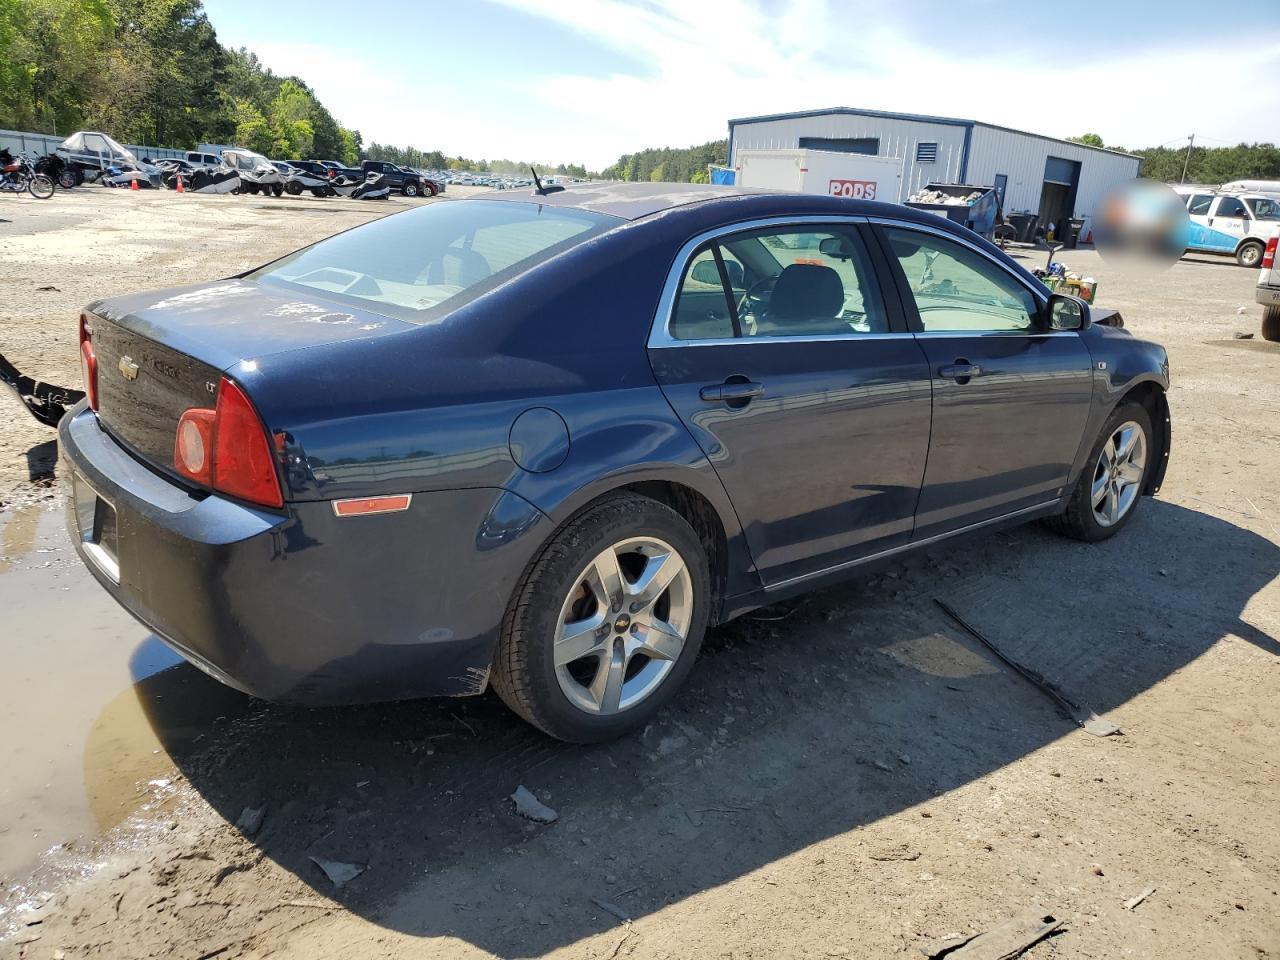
[221,148,284,196]
[1174,186,1280,267]
[184,151,222,172]
[1256,234,1280,341]
[61,183,1170,742]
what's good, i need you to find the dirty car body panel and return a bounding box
[59,184,1171,705]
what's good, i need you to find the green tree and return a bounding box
[338,127,360,165]
[231,97,271,154]
[1068,133,1105,148]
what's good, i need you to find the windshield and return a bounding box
[1246,197,1280,220]
[250,200,620,323]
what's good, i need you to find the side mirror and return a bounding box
[818,236,853,259]
[1047,293,1089,331]
[689,260,721,286]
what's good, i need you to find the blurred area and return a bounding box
[1094,179,1190,270]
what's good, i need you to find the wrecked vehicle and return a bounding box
[280,163,333,197]
[59,183,1171,742]
[222,149,285,196]
[330,171,391,200]
[56,131,162,187]
[164,163,240,194]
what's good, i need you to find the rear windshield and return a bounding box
[250,200,620,323]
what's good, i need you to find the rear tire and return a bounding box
[286,181,303,196]
[1051,402,1154,542]
[58,170,76,189]
[1237,241,1264,268]
[1263,305,1280,342]
[491,492,710,742]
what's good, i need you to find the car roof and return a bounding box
[471,180,970,228]
[475,181,781,221]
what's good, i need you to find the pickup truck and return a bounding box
[1257,235,1280,341]
[359,160,428,197]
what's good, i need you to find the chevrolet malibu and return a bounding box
[61,183,1171,742]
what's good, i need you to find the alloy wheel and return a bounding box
[1091,420,1146,527]
[554,536,693,715]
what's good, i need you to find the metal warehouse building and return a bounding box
[728,106,1141,231]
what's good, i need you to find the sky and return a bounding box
[203,0,1280,171]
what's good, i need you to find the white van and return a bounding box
[1173,186,1280,267]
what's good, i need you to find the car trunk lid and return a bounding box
[88,279,415,476]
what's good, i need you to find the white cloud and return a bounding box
[232,2,1280,170]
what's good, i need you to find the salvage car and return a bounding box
[60,183,1171,742]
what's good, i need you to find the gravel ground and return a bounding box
[0,188,1277,960]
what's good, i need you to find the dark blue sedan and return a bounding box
[60,183,1171,741]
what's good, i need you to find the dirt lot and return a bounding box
[1,188,1278,960]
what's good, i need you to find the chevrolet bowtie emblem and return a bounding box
[119,356,139,381]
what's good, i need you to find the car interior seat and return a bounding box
[754,263,844,335]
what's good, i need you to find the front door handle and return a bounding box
[939,360,982,383]
[700,379,764,404]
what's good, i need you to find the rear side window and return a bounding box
[1188,194,1213,215]
[251,200,620,323]
[884,227,1038,333]
[671,226,887,341]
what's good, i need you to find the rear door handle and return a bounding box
[700,380,764,403]
[939,362,982,381]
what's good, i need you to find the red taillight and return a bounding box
[173,377,283,508]
[79,312,98,410]
[1264,235,1278,270]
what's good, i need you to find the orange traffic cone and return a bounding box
[176,173,184,193]
[130,176,139,191]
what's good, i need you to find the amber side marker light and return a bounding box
[332,495,413,517]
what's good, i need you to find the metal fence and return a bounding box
[0,128,187,161]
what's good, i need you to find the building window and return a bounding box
[798,136,880,155]
[915,142,938,163]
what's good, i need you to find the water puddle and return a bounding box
[0,502,248,881]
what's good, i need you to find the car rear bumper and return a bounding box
[59,404,551,705]
[1257,283,1280,307]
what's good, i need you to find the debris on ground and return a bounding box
[924,907,1063,958]
[590,895,631,922]
[1125,887,1157,910]
[510,784,558,823]
[869,843,920,862]
[1235,331,1255,339]
[235,806,265,837]
[308,856,366,888]
[936,599,1123,738]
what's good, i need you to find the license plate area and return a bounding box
[73,472,120,582]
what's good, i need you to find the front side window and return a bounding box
[251,200,620,323]
[670,226,887,341]
[1188,194,1213,215]
[1215,197,1248,219]
[884,227,1039,333]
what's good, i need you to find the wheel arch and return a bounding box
[1116,379,1171,495]
[517,466,758,626]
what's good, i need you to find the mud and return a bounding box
[0,191,1278,959]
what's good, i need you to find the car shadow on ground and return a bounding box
[123,499,1277,955]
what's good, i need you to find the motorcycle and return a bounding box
[34,153,75,189]
[0,150,55,199]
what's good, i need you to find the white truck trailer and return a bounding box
[733,148,904,202]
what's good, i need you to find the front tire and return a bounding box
[1263,305,1280,342]
[1052,402,1153,542]
[491,493,710,742]
[1237,241,1264,268]
[28,174,54,199]
[402,182,419,197]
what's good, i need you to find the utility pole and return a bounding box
[1180,134,1196,184]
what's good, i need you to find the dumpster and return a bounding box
[905,183,1001,238]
